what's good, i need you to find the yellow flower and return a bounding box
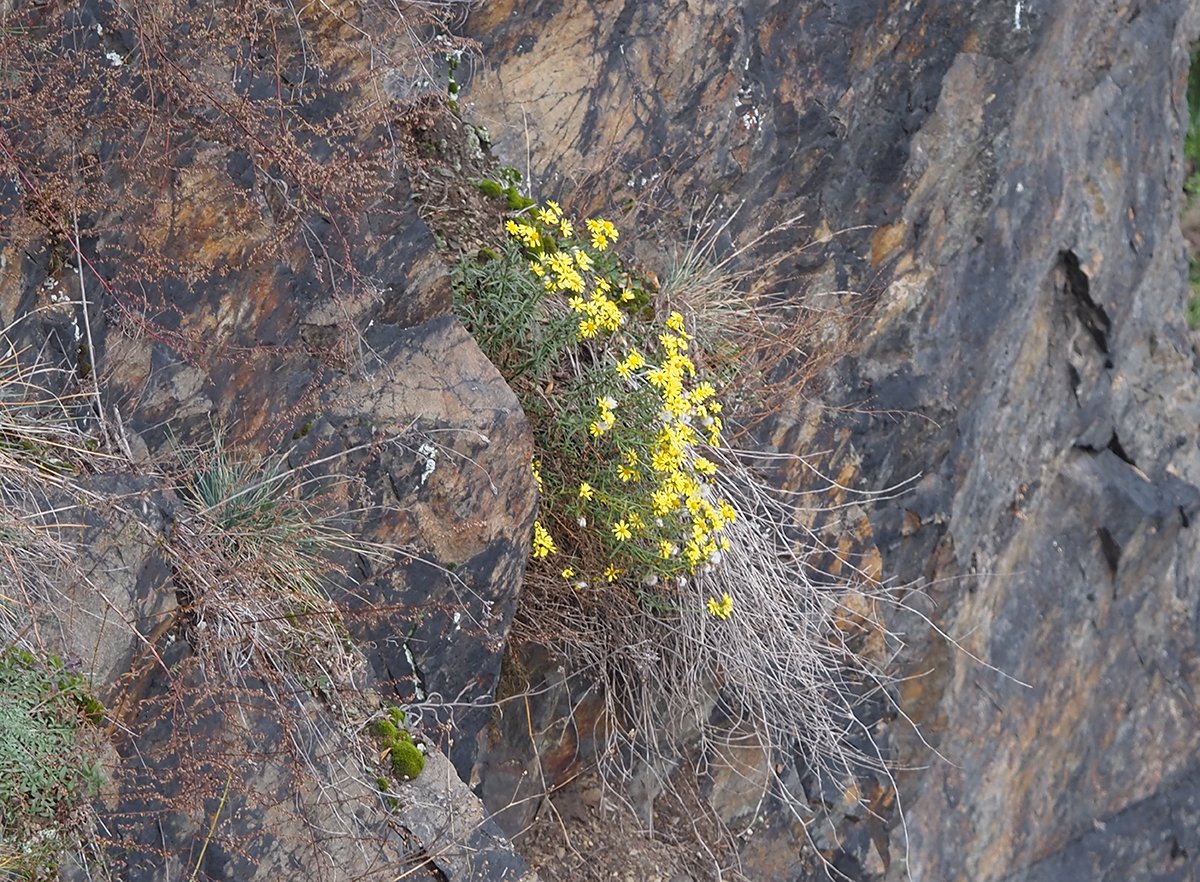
[531,459,543,490]
[612,520,633,541]
[506,220,541,249]
[561,567,576,580]
[603,564,621,583]
[617,464,640,483]
[536,201,563,225]
[626,350,645,370]
[586,217,619,251]
[708,420,723,447]
[705,592,734,620]
[665,311,691,336]
[578,482,595,500]
[651,487,677,516]
[532,521,557,558]
[560,218,574,237]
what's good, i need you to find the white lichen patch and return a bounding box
[417,442,439,486]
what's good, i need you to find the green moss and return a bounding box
[373,718,399,740]
[476,178,504,199]
[505,188,534,211]
[476,168,534,212]
[389,738,426,781]
[372,706,424,782]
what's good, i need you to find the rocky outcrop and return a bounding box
[0,2,536,879]
[461,1,1200,879]
[4,0,1197,878]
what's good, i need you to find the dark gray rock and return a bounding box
[0,2,537,879]
[83,648,535,882]
[461,0,1200,878]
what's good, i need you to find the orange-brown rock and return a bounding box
[462,0,1200,879]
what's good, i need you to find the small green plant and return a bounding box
[0,647,104,879]
[170,431,376,681]
[1185,45,1200,198]
[474,166,534,212]
[371,707,425,782]
[456,202,738,605]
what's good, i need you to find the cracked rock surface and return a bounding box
[462,1,1200,879]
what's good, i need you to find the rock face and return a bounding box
[461,0,1200,879]
[3,0,1198,878]
[0,2,536,879]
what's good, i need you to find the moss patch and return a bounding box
[372,707,425,783]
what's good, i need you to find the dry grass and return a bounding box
[655,202,874,441]
[484,201,913,880]
[0,0,523,878]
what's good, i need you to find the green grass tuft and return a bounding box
[0,648,104,879]
[1186,46,1200,197]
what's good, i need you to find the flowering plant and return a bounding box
[455,201,736,617]
[454,196,904,857]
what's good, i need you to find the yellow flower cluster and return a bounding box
[534,199,571,234]
[624,313,736,571]
[505,218,540,250]
[585,218,619,251]
[531,520,557,558]
[705,592,734,620]
[507,202,737,613]
[540,250,587,294]
[505,207,633,342]
[569,289,623,339]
